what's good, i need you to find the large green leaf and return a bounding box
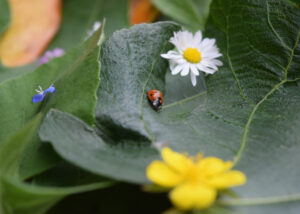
[0,23,104,180]
[40,109,160,183]
[40,0,300,212]
[0,115,42,178]
[40,22,181,183]
[21,25,103,180]
[39,20,225,182]
[0,16,104,139]
[0,116,113,214]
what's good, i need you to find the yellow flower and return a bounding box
[146,148,246,210]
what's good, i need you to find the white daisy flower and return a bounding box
[161,30,223,86]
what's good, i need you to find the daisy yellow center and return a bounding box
[183,48,202,63]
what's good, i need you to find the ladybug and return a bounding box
[147,89,163,111]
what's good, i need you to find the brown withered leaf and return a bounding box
[129,0,159,25]
[0,0,61,67]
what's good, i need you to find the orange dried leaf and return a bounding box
[129,0,159,25]
[0,0,62,67]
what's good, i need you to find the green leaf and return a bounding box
[288,0,300,7]
[49,0,129,50]
[39,22,181,183]
[39,20,210,183]
[19,134,62,180]
[0,0,9,36]
[0,20,103,144]
[1,178,111,214]
[152,0,212,31]
[0,115,42,177]
[204,0,300,207]
[22,25,103,179]
[40,0,300,212]
[39,109,159,183]
[0,23,104,181]
[0,116,113,214]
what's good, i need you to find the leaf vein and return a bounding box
[266,0,293,52]
[284,30,300,79]
[163,92,206,109]
[233,29,300,166]
[233,80,286,166]
[225,16,254,106]
[138,43,170,142]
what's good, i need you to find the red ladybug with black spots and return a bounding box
[147,89,163,111]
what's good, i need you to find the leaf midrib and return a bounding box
[139,40,170,142]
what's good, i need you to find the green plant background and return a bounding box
[0,0,300,213]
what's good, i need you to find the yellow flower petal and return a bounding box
[170,183,217,210]
[197,157,233,176]
[146,160,183,188]
[206,170,246,189]
[161,147,193,174]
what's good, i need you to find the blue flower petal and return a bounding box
[32,94,44,103]
[43,86,55,95]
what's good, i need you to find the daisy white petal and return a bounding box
[210,59,223,66]
[181,65,190,76]
[172,64,185,75]
[203,52,222,59]
[201,60,218,70]
[190,65,199,76]
[194,31,202,44]
[201,38,216,48]
[198,65,216,74]
[173,58,187,64]
[190,72,197,86]
[183,31,194,42]
[170,61,176,70]
[161,52,182,60]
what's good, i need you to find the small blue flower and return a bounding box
[32,85,55,103]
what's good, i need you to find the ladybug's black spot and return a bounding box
[148,99,162,111]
